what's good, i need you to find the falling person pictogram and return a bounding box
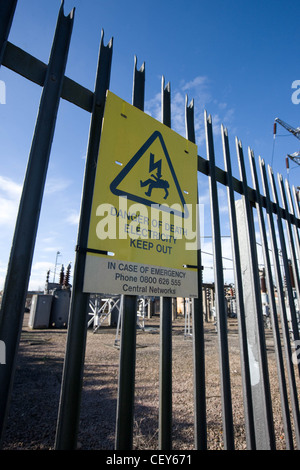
[140,152,170,199]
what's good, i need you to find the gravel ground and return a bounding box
[1,312,299,450]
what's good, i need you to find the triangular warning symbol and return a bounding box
[110,130,188,218]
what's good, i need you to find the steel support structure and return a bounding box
[0,2,74,445]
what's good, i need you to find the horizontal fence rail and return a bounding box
[2,43,299,228]
[0,0,300,451]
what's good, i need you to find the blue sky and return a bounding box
[1,0,300,290]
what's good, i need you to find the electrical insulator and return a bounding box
[59,265,64,285]
[64,263,71,287]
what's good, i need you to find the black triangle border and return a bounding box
[109,130,189,218]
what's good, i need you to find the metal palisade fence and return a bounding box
[0,0,300,451]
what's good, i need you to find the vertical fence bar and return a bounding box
[158,76,172,450]
[186,97,207,449]
[0,4,74,446]
[115,295,138,449]
[0,0,17,65]
[235,140,275,449]
[159,296,172,449]
[55,31,113,450]
[221,127,256,449]
[161,76,171,128]
[115,57,145,450]
[205,112,234,449]
[292,186,300,219]
[286,181,300,265]
[249,150,294,449]
[278,175,300,302]
[259,158,300,447]
[268,167,300,351]
[132,55,145,111]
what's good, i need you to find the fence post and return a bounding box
[221,127,256,449]
[115,57,145,450]
[259,158,300,448]
[235,140,275,450]
[158,77,172,450]
[186,97,207,450]
[205,112,234,449]
[286,181,300,266]
[55,30,113,450]
[0,0,17,65]
[115,295,138,449]
[132,55,145,111]
[159,296,172,449]
[249,150,295,449]
[278,176,300,303]
[0,4,74,446]
[268,167,300,350]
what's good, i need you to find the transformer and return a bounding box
[28,294,53,329]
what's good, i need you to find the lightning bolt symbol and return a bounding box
[149,152,162,178]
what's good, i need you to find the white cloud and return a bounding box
[31,260,55,272]
[181,75,212,113]
[0,259,9,290]
[66,210,80,226]
[41,236,57,245]
[43,246,61,253]
[218,187,230,215]
[45,177,72,195]
[182,76,208,91]
[0,175,22,227]
[29,261,55,291]
[217,102,228,110]
[171,91,186,137]
[145,75,235,148]
[0,176,22,197]
[144,91,161,121]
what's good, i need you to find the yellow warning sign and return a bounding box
[83,91,198,297]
